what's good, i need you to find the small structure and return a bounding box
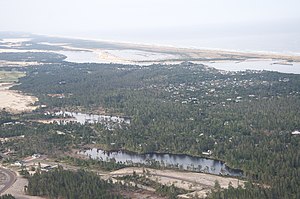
[32,153,41,158]
[14,161,25,167]
[41,165,53,171]
[291,131,300,135]
[56,131,66,135]
[202,150,212,156]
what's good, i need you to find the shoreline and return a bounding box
[79,146,244,175]
[3,32,299,62]
[38,33,300,57]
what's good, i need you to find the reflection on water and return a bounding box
[82,148,243,177]
[55,111,130,124]
[60,49,300,75]
[59,50,102,63]
[205,60,300,74]
[51,111,130,130]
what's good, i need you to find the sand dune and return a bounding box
[0,83,38,113]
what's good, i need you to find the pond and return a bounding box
[55,111,130,125]
[81,148,243,177]
[48,111,130,130]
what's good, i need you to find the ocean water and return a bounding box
[111,32,300,56]
[77,21,300,55]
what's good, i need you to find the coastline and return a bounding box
[39,33,300,57]
[42,33,300,62]
[2,32,300,63]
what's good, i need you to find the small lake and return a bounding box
[52,111,130,128]
[82,148,243,177]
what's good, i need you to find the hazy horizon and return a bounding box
[1,0,300,53]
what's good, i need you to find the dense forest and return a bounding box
[208,182,271,199]
[0,195,15,199]
[27,167,123,199]
[0,52,66,62]
[0,60,299,198]
[0,112,97,158]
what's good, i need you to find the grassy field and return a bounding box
[0,71,25,83]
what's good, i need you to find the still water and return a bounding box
[53,111,130,126]
[204,59,300,74]
[82,148,243,177]
[60,49,300,74]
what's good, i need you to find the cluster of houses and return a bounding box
[146,69,271,107]
[13,153,58,174]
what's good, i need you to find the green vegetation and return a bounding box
[0,52,66,62]
[0,60,298,198]
[0,70,25,83]
[208,182,271,199]
[117,173,187,198]
[27,167,124,199]
[0,112,97,158]
[0,195,15,199]
[59,156,126,171]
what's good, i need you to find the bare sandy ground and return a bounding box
[13,154,245,199]
[0,83,38,113]
[2,37,300,65]
[3,173,45,199]
[111,42,300,62]
[110,167,245,198]
[72,43,300,65]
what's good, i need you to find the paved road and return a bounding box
[0,167,17,194]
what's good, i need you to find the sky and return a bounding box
[1,0,300,52]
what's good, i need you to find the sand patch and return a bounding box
[0,83,38,113]
[110,167,245,198]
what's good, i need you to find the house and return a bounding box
[14,161,25,167]
[32,153,41,158]
[202,150,212,156]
